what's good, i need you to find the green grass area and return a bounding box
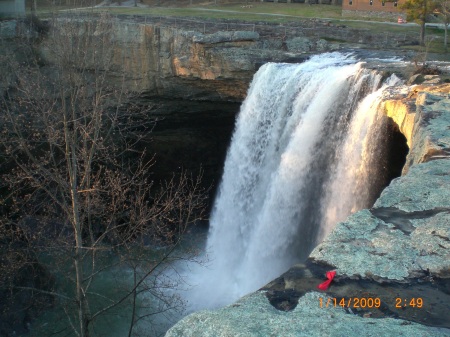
[77,5,428,38]
[28,1,448,54]
[73,3,343,23]
[402,37,448,54]
[197,3,343,19]
[28,1,344,22]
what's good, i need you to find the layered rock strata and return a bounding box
[37,19,300,102]
[33,16,420,102]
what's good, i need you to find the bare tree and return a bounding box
[0,13,207,337]
[401,0,437,46]
[435,0,450,49]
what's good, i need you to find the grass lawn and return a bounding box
[192,3,343,19]
[28,1,447,53]
[37,3,343,22]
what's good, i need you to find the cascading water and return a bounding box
[320,74,402,240]
[187,53,401,310]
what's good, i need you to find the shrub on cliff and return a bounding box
[0,13,207,337]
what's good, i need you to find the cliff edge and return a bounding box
[166,84,450,336]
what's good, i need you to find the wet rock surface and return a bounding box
[305,84,450,332]
[263,263,450,328]
[166,83,450,337]
[165,291,449,337]
[311,188,450,281]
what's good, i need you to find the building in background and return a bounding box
[342,0,406,20]
[257,0,403,19]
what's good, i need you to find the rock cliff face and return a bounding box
[38,18,302,102]
[165,84,450,336]
[35,16,421,103]
[1,16,430,104]
[387,85,450,173]
[32,18,315,190]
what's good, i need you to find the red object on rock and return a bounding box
[317,271,336,291]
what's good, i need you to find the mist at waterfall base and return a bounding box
[177,53,402,313]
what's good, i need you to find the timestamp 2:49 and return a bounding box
[395,298,423,308]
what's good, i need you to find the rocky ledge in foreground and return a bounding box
[166,83,450,336]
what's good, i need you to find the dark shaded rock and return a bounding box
[370,207,450,235]
[136,98,240,201]
[263,263,450,328]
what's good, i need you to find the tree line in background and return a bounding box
[0,13,207,337]
[401,0,449,48]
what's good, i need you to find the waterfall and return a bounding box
[188,53,401,310]
[320,74,402,240]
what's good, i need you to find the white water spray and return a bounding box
[320,74,402,239]
[187,53,401,310]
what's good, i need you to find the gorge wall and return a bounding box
[11,15,419,102]
[25,16,422,191]
[27,18,311,190]
[36,18,295,102]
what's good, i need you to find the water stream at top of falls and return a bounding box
[185,53,402,311]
